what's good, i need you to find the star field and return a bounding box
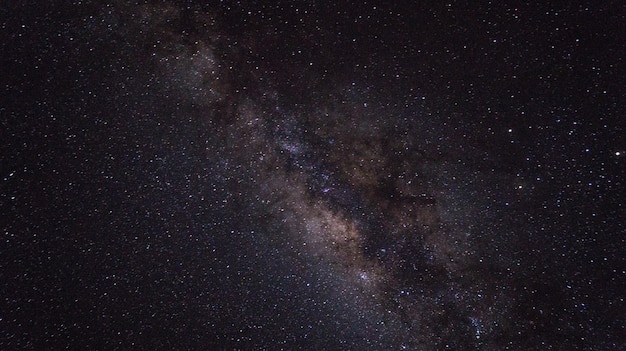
[2,1,625,350]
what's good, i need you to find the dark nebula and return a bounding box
[2,1,624,350]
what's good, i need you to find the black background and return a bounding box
[2,1,624,350]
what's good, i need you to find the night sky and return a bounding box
[2,1,625,350]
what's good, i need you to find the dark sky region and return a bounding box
[1,1,625,350]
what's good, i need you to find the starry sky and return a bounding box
[2,1,625,350]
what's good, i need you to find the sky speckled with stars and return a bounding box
[1,1,625,350]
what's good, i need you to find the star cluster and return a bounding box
[2,1,624,350]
